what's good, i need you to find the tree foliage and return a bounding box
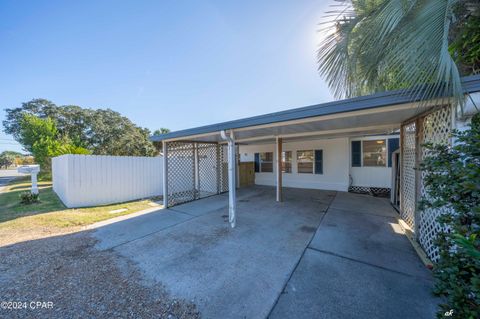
[153,128,170,135]
[449,9,480,75]
[18,114,91,170]
[419,114,480,318]
[317,0,480,105]
[0,152,16,169]
[3,99,157,157]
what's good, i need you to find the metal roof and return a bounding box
[151,74,480,142]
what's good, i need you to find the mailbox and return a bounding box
[17,165,40,194]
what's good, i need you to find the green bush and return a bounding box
[19,192,40,205]
[420,113,480,318]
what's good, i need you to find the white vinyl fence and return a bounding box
[52,154,163,208]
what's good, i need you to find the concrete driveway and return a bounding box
[93,186,438,318]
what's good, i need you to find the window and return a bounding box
[282,151,292,173]
[314,150,323,174]
[362,140,386,167]
[260,152,273,172]
[297,150,314,173]
[351,141,361,167]
[387,138,399,167]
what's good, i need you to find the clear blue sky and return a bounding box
[0,0,334,153]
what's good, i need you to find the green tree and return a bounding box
[317,0,480,105]
[153,128,170,135]
[18,114,90,170]
[0,152,16,169]
[152,128,170,155]
[3,99,157,156]
[420,114,480,318]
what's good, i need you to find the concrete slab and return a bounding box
[330,191,397,217]
[309,208,429,278]
[93,209,194,250]
[109,187,332,319]
[93,186,438,318]
[269,249,437,319]
[173,186,272,216]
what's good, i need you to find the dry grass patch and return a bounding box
[0,178,160,246]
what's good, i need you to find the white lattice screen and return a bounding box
[418,106,452,261]
[166,142,229,206]
[401,121,417,229]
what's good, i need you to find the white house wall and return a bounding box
[239,137,349,191]
[348,135,398,188]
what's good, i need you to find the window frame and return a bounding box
[362,139,387,167]
[259,152,273,173]
[296,150,314,174]
[281,151,292,173]
[351,139,392,168]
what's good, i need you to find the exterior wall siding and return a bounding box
[239,137,350,191]
[348,135,399,189]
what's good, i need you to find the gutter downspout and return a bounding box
[220,130,236,228]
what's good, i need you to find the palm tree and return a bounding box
[317,0,479,107]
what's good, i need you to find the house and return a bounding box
[238,133,399,195]
[152,74,480,261]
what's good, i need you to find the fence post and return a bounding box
[414,116,424,240]
[163,141,169,208]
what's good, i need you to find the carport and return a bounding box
[151,75,480,238]
[153,92,433,227]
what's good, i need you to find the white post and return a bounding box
[162,141,168,208]
[276,136,282,202]
[31,171,39,195]
[194,142,200,199]
[17,165,40,195]
[228,131,236,228]
[221,130,236,228]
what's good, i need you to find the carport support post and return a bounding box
[162,141,168,208]
[276,137,283,202]
[221,130,236,228]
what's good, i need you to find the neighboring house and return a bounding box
[151,74,480,262]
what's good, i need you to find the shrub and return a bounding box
[19,192,40,205]
[420,113,480,318]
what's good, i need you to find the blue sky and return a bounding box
[0,0,334,153]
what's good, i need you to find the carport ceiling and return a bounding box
[155,101,427,144]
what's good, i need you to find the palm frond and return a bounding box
[317,0,466,108]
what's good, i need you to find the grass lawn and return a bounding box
[0,177,161,246]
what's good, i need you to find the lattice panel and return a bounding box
[401,121,417,228]
[197,143,220,198]
[166,141,195,206]
[348,186,390,196]
[418,106,452,262]
[166,142,229,207]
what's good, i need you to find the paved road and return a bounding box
[0,169,26,192]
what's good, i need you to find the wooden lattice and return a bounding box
[401,121,417,228]
[418,106,452,261]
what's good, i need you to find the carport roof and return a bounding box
[151,74,480,143]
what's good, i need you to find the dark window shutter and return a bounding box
[388,138,399,167]
[351,141,361,167]
[254,153,260,172]
[314,150,323,174]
